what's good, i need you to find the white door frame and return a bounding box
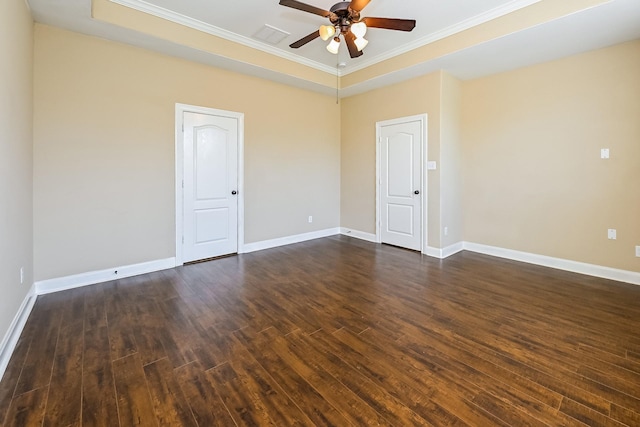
[175,103,245,266]
[375,114,428,254]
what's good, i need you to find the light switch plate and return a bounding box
[607,229,616,240]
[427,161,437,170]
[601,148,610,159]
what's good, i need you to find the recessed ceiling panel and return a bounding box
[125,0,529,68]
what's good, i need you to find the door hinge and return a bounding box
[181,179,184,189]
[182,236,184,244]
[182,123,184,132]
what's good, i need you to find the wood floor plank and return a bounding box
[208,362,279,426]
[2,236,640,425]
[82,366,120,427]
[58,287,86,330]
[266,330,392,426]
[3,387,48,427]
[306,328,506,427]
[105,290,138,361]
[560,397,624,427]
[113,353,158,426]
[294,331,441,426]
[84,284,107,331]
[0,336,30,425]
[174,361,237,427]
[13,308,61,395]
[131,300,168,366]
[577,343,640,376]
[233,327,353,427]
[610,403,640,426]
[143,357,197,426]
[43,322,84,427]
[222,332,315,426]
[82,326,119,427]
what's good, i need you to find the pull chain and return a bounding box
[336,58,339,105]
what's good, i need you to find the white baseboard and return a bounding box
[463,242,640,286]
[423,242,464,259]
[443,242,465,258]
[423,246,442,258]
[35,257,176,295]
[241,228,341,253]
[0,283,36,381]
[340,228,378,243]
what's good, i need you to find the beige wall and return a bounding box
[440,73,464,247]
[340,71,444,248]
[28,21,640,284]
[33,24,340,281]
[0,0,33,344]
[340,70,466,251]
[462,40,640,272]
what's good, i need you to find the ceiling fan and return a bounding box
[279,0,416,58]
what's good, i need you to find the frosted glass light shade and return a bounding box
[354,36,368,51]
[327,37,340,54]
[351,21,367,38]
[319,25,336,41]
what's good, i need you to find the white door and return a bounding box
[380,120,422,251]
[183,111,238,262]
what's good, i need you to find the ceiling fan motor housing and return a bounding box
[281,0,416,58]
[329,1,360,32]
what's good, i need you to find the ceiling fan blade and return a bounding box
[344,31,364,58]
[290,30,321,48]
[348,0,371,13]
[362,17,416,32]
[279,0,331,17]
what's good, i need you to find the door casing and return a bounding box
[376,114,428,254]
[175,103,245,266]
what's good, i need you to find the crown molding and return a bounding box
[341,0,543,75]
[109,0,338,75]
[109,0,544,79]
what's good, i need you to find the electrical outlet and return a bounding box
[636,246,640,257]
[308,216,313,223]
[607,229,616,240]
[20,267,24,284]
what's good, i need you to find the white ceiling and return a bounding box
[27,0,640,95]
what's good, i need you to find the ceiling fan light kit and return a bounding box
[354,36,368,51]
[279,0,416,59]
[327,36,341,54]
[350,21,367,38]
[319,24,336,41]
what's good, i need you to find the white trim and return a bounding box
[108,0,541,77]
[424,241,465,259]
[340,228,378,243]
[241,228,341,254]
[463,242,640,286]
[442,242,465,258]
[0,284,36,381]
[109,0,336,75]
[423,246,443,258]
[35,258,176,295]
[375,114,428,252]
[175,103,245,266]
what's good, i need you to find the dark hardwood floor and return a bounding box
[1,235,639,426]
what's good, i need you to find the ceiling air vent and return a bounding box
[253,24,290,45]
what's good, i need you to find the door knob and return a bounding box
[414,190,420,195]
[231,190,237,195]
